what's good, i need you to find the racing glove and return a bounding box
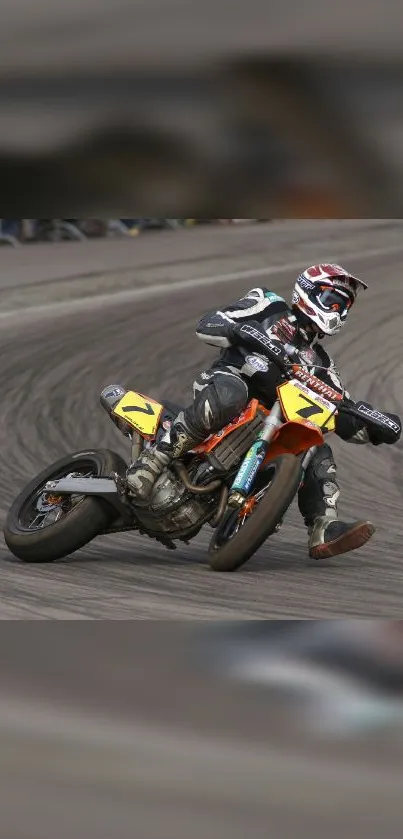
[335,399,365,441]
[271,317,298,345]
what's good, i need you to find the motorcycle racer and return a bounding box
[126,264,401,559]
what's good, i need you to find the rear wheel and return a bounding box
[208,454,302,572]
[4,449,127,563]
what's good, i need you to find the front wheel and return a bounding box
[208,454,302,572]
[4,449,128,563]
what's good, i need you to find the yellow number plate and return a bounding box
[278,380,336,431]
[113,391,163,437]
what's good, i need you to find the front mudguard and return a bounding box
[263,420,325,465]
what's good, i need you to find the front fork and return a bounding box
[228,401,284,507]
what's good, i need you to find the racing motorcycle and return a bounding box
[4,332,392,571]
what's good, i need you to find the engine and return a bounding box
[133,469,212,534]
[150,470,187,513]
[132,411,266,536]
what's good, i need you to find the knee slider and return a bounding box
[191,374,248,435]
[214,374,248,422]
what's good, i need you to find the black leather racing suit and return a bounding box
[178,287,372,526]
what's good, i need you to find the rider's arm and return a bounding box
[314,345,349,396]
[196,288,288,348]
[327,374,375,444]
[336,403,401,446]
[314,346,374,444]
[316,350,401,446]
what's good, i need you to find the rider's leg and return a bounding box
[298,443,375,559]
[126,368,249,500]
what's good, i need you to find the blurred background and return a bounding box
[1,0,403,215]
[1,620,403,839]
[0,218,265,246]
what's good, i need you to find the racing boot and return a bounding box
[298,443,375,559]
[126,446,172,502]
[126,414,202,502]
[308,513,375,560]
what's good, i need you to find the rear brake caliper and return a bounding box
[37,493,63,512]
[45,494,63,505]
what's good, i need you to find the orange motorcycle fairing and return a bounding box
[192,399,270,454]
[263,420,324,465]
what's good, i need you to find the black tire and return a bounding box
[208,454,303,572]
[4,449,128,563]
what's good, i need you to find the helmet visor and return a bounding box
[318,288,352,315]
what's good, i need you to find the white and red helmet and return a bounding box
[292,264,368,336]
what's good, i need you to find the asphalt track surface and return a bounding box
[0,220,402,618]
